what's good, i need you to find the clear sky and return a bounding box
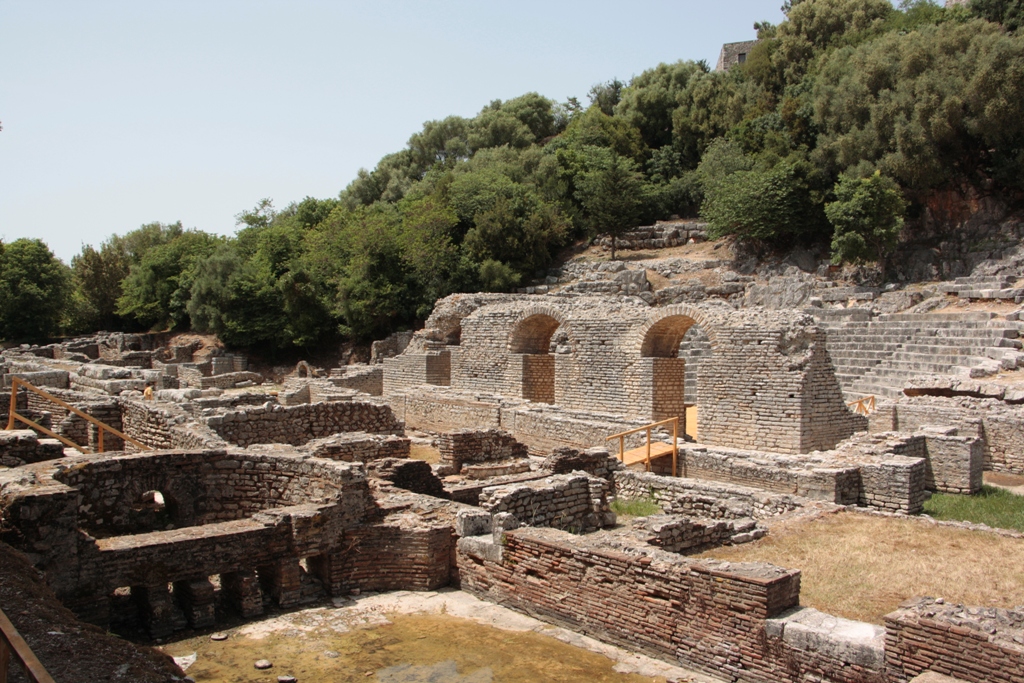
[0,1,787,263]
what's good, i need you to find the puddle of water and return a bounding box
[163,612,667,683]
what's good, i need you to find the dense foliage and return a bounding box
[10,0,1024,348]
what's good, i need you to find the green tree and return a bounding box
[0,239,71,342]
[117,230,221,330]
[576,152,647,259]
[826,171,906,267]
[971,0,1024,31]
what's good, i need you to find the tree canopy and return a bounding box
[12,0,1024,347]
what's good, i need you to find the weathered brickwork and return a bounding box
[477,473,613,533]
[613,471,806,520]
[885,598,1024,683]
[458,527,809,682]
[631,514,765,552]
[203,400,403,447]
[388,295,865,455]
[874,396,1024,475]
[328,364,384,396]
[437,429,529,472]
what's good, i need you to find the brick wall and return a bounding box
[437,429,528,472]
[885,598,1024,683]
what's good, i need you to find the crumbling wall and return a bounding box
[204,401,403,447]
[437,429,528,472]
[329,365,384,395]
[613,471,805,520]
[119,399,226,451]
[477,473,612,533]
[302,432,410,462]
[874,396,1024,475]
[0,430,64,466]
[885,598,1024,682]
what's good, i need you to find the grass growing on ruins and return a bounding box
[610,497,662,518]
[698,511,1024,624]
[408,444,441,464]
[923,485,1024,532]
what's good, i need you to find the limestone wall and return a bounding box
[204,401,403,447]
[302,432,410,462]
[613,471,805,520]
[437,429,528,472]
[0,430,64,466]
[477,473,612,533]
[874,396,1024,475]
[392,295,864,455]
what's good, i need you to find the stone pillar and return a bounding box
[133,583,176,639]
[258,559,303,608]
[174,577,217,628]
[222,570,264,617]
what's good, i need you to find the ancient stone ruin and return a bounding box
[1,291,1023,682]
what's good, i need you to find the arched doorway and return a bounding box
[509,314,563,404]
[640,314,707,436]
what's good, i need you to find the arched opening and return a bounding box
[131,489,176,533]
[641,315,706,435]
[444,325,462,346]
[509,314,562,404]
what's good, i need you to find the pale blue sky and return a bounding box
[0,1,787,262]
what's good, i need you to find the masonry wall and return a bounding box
[204,401,403,447]
[884,598,1024,683]
[51,450,370,534]
[384,390,502,433]
[382,350,451,394]
[613,471,806,520]
[119,399,226,450]
[437,429,528,472]
[458,527,806,682]
[875,396,1024,475]
[316,520,452,594]
[477,474,610,533]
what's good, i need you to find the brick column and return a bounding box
[222,570,264,617]
[259,559,303,608]
[174,577,216,628]
[133,583,177,639]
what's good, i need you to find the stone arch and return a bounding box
[634,305,719,435]
[507,307,573,405]
[635,305,719,357]
[508,307,571,354]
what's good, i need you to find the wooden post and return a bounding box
[672,417,678,477]
[6,378,18,431]
[97,427,104,454]
[645,427,651,472]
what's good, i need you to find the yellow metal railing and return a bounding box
[0,607,55,683]
[847,395,876,416]
[5,376,150,454]
[606,416,680,477]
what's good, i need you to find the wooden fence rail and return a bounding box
[5,376,150,454]
[846,395,877,416]
[606,416,681,477]
[0,607,55,683]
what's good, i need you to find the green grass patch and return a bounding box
[610,497,662,518]
[923,485,1024,532]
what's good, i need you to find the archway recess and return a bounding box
[509,313,563,404]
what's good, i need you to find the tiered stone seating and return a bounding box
[820,312,1024,399]
[936,274,1024,303]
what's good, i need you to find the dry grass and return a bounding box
[409,443,441,464]
[697,511,1024,624]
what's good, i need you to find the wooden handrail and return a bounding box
[5,377,151,454]
[846,395,876,416]
[0,607,56,683]
[606,416,680,477]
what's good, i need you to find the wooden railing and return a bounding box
[0,607,55,683]
[847,395,877,416]
[606,416,680,477]
[5,377,150,454]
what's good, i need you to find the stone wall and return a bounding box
[384,389,503,433]
[397,296,865,455]
[0,430,64,466]
[613,471,806,520]
[437,429,528,472]
[631,514,765,553]
[204,401,403,447]
[477,473,613,533]
[329,365,384,396]
[382,349,452,394]
[885,598,1024,683]
[859,456,929,514]
[874,396,1024,475]
[119,399,227,451]
[302,432,411,462]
